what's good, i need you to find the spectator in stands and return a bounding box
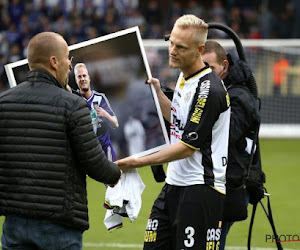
[290,0,300,38]
[18,23,34,49]
[257,3,274,38]
[273,3,295,38]
[100,0,122,18]
[102,9,122,35]
[48,3,65,22]
[68,36,79,46]
[69,3,83,22]
[0,53,9,90]
[90,10,104,35]
[147,24,163,39]
[72,16,87,42]
[184,0,204,17]
[7,44,22,63]
[248,26,262,39]
[36,16,51,33]
[23,2,40,29]
[123,0,139,12]
[0,33,9,57]
[8,0,24,26]
[167,1,184,21]
[82,0,95,22]
[5,23,20,44]
[144,0,161,26]
[86,26,99,40]
[0,0,299,96]
[209,0,226,23]
[52,15,71,35]
[37,0,51,17]
[124,9,146,29]
[227,6,249,38]
[0,0,5,19]
[0,15,11,33]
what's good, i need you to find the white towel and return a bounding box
[103,168,146,231]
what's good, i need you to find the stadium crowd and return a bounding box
[0,0,299,92]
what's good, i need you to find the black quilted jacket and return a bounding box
[0,70,120,231]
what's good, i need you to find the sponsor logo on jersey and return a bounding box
[186,132,198,140]
[170,113,184,140]
[171,130,182,140]
[172,114,184,131]
[173,98,180,108]
[206,221,222,250]
[184,91,192,103]
[190,80,210,124]
[144,218,158,243]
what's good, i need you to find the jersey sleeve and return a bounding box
[181,78,230,149]
[100,94,116,117]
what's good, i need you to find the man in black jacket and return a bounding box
[0,32,121,249]
[202,41,260,250]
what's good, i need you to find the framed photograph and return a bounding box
[4,26,170,159]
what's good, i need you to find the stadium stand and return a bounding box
[1,0,300,101]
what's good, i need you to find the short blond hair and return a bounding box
[74,63,88,76]
[174,14,208,45]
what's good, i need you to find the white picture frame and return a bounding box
[4,26,170,159]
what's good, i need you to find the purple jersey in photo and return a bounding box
[83,90,117,161]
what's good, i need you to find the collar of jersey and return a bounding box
[84,90,95,102]
[180,63,211,89]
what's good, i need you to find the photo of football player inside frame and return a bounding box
[4,27,169,160]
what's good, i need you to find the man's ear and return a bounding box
[199,44,205,55]
[223,60,229,74]
[50,56,58,70]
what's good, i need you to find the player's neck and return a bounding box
[182,61,206,78]
[81,89,92,99]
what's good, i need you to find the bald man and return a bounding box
[0,32,121,249]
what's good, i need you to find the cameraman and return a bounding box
[202,41,260,249]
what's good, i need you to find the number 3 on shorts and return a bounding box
[184,226,195,247]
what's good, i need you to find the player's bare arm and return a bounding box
[147,77,172,122]
[95,106,119,128]
[115,142,195,171]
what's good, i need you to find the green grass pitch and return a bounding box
[1,139,299,249]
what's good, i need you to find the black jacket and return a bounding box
[0,70,120,231]
[224,59,260,188]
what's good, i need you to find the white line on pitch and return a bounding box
[1,242,296,250]
[83,243,298,250]
[83,242,143,248]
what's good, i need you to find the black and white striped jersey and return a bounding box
[166,65,231,193]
